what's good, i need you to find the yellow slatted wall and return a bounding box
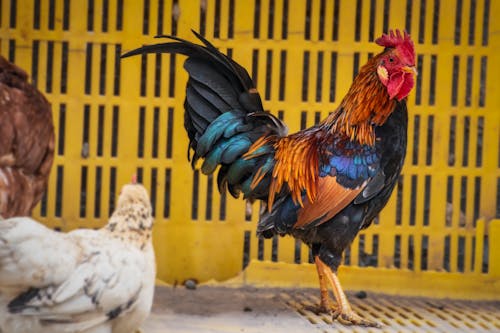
[1,0,499,299]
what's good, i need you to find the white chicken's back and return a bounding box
[0,182,156,333]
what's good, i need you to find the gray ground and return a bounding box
[142,286,315,333]
[141,286,500,333]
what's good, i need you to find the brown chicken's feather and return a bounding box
[295,177,365,228]
[0,56,54,218]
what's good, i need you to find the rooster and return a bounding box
[0,55,55,218]
[122,30,416,326]
[0,177,156,333]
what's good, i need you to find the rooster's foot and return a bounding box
[304,302,334,315]
[332,309,381,327]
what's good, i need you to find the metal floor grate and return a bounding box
[143,286,500,333]
[281,291,500,332]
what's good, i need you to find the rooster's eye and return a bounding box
[388,57,394,63]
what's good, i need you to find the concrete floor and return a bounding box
[142,285,317,333]
[141,286,500,333]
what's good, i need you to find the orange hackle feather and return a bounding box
[322,53,396,145]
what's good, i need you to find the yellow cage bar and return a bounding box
[1,0,499,300]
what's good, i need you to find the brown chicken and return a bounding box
[0,56,54,218]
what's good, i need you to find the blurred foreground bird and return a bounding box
[0,55,54,218]
[0,178,156,333]
[122,30,416,326]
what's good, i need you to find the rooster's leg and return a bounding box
[305,256,335,314]
[317,258,381,327]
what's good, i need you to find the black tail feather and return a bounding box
[122,31,286,201]
[122,31,254,96]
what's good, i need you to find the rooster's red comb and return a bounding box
[375,30,410,48]
[375,29,415,65]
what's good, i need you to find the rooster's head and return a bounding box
[375,30,417,101]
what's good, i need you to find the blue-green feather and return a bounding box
[196,111,244,156]
[201,133,253,174]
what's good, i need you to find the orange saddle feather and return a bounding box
[295,177,366,228]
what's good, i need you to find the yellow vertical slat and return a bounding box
[471,55,481,108]
[152,166,162,221]
[401,174,412,229]
[399,232,408,270]
[489,220,500,276]
[263,238,272,261]
[364,234,373,259]
[374,0,385,39]
[474,219,485,274]
[464,232,473,273]
[475,0,486,48]
[270,46,280,102]
[100,105,110,159]
[360,0,371,42]
[414,233,422,272]
[350,236,359,267]
[0,40,6,55]
[378,202,397,268]
[212,180,222,223]
[388,0,406,29]
[39,0,49,31]
[310,0,320,41]
[308,50,317,103]
[88,104,98,160]
[415,171,425,229]
[219,0,229,40]
[287,0,306,39]
[100,166,111,224]
[0,1,9,30]
[233,0,253,40]
[278,237,296,264]
[408,0,419,41]
[159,106,168,162]
[319,48,331,107]
[51,42,62,96]
[462,0,472,48]
[204,0,215,38]
[85,165,96,222]
[37,41,48,98]
[259,0,270,40]
[300,241,310,264]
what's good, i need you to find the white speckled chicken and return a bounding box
[0,179,156,333]
[0,55,54,218]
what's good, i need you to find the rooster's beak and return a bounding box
[402,66,418,76]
